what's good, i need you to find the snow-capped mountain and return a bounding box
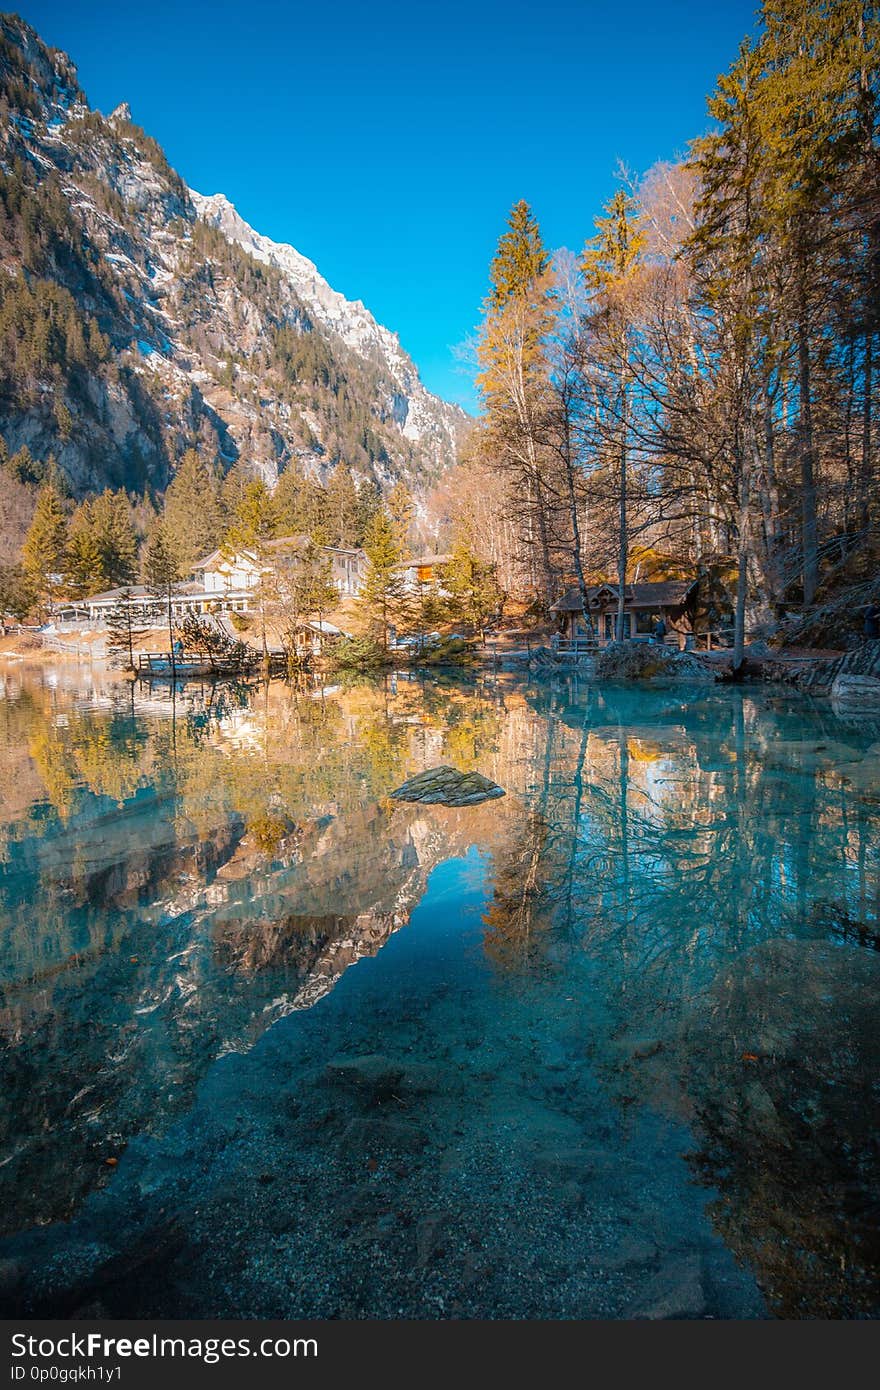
[191,190,463,461]
[0,13,468,519]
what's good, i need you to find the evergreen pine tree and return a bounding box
[106,589,147,671]
[93,490,138,587]
[360,508,405,650]
[143,523,181,669]
[387,480,415,553]
[225,480,280,657]
[66,491,138,594]
[440,532,502,642]
[275,463,330,542]
[489,200,550,308]
[324,463,359,547]
[67,499,102,596]
[355,479,382,544]
[163,448,225,569]
[220,459,254,527]
[227,478,279,550]
[22,483,68,601]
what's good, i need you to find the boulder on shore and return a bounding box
[390,766,505,807]
[595,641,715,682]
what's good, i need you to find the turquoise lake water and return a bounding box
[0,663,878,1318]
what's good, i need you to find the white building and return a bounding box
[49,537,368,628]
[194,536,368,599]
[192,548,261,596]
[51,584,219,627]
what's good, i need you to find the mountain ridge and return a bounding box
[191,189,463,456]
[0,12,467,531]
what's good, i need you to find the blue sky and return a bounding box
[21,0,759,410]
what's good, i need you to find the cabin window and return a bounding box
[417,565,433,585]
[604,613,631,639]
[634,610,656,635]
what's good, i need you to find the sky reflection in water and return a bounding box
[0,663,878,1318]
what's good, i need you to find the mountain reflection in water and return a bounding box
[0,663,878,1318]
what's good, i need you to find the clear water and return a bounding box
[0,662,878,1319]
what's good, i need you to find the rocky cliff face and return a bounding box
[0,14,467,503]
[192,192,464,474]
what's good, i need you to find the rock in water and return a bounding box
[595,641,714,682]
[390,766,505,808]
[831,673,880,713]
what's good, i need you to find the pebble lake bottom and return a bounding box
[0,664,878,1318]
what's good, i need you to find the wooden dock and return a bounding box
[136,650,278,679]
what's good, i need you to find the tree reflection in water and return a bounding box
[0,664,878,1315]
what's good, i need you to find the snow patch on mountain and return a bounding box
[191,190,465,454]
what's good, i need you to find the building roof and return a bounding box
[191,548,256,571]
[58,581,220,608]
[83,584,156,604]
[300,619,347,636]
[194,537,363,569]
[549,587,587,613]
[321,546,367,560]
[624,580,695,608]
[550,580,696,614]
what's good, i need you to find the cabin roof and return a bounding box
[624,580,696,608]
[321,545,367,560]
[549,587,586,613]
[550,579,696,614]
[299,619,346,635]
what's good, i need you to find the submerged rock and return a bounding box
[390,765,505,807]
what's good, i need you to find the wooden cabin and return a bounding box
[289,619,347,658]
[550,580,698,647]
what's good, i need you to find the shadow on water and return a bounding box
[0,663,878,1316]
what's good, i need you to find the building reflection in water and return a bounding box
[0,663,878,1314]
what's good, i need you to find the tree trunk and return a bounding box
[528,440,554,605]
[797,303,818,605]
[166,588,176,679]
[616,389,628,642]
[759,395,783,603]
[559,384,588,607]
[861,331,873,531]
[729,437,751,674]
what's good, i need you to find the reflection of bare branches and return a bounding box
[482,810,551,969]
[518,686,880,1044]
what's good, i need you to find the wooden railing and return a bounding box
[552,635,598,656]
[136,651,265,677]
[41,634,102,659]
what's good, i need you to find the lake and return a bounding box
[0,663,878,1318]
